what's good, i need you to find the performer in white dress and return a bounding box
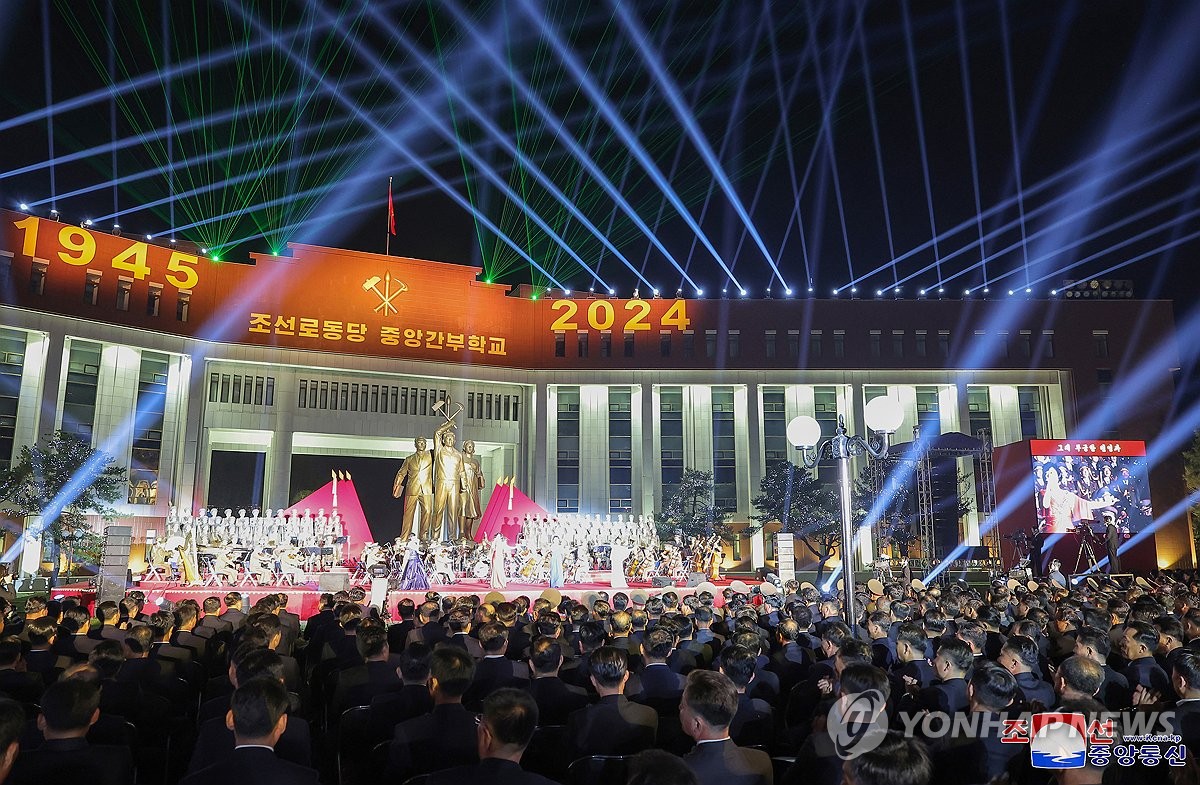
[489,534,510,589]
[609,539,630,589]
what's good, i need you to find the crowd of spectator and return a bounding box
[0,573,1196,784]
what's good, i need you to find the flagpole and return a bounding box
[386,177,392,256]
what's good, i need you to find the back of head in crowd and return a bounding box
[843,732,932,785]
[626,749,698,785]
[588,646,629,690]
[0,699,20,781]
[229,677,289,745]
[39,678,101,736]
[682,670,738,731]
[479,688,539,756]
[430,647,475,698]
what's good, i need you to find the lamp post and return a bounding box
[786,396,904,627]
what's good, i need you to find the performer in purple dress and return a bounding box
[397,535,430,591]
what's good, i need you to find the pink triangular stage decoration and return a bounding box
[475,480,548,543]
[284,478,373,559]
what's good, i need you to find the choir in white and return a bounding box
[144,505,348,587]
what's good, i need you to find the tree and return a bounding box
[1184,431,1200,556]
[750,462,843,583]
[656,469,732,541]
[0,430,126,582]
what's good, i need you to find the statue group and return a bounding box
[392,395,485,542]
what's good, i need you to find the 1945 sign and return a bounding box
[11,215,201,291]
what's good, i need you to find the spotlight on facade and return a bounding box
[740,289,748,297]
[49,209,59,218]
[785,288,794,296]
[1051,289,1058,296]
[608,288,615,296]
[83,219,93,227]
[695,288,704,297]
[18,203,28,211]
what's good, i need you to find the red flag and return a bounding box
[387,177,396,236]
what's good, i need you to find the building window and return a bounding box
[147,284,162,316]
[577,333,588,358]
[176,291,190,322]
[682,332,694,359]
[129,352,169,504]
[0,330,27,469]
[915,331,927,358]
[833,331,845,358]
[938,330,950,357]
[660,332,671,357]
[763,387,788,466]
[764,331,776,359]
[1018,386,1046,439]
[609,388,633,514]
[84,271,101,305]
[1096,368,1113,398]
[660,386,684,493]
[808,330,821,358]
[789,330,801,358]
[916,386,940,436]
[728,331,740,359]
[624,334,635,357]
[30,261,47,295]
[116,278,132,311]
[1020,331,1032,358]
[265,378,275,407]
[712,387,738,512]
[967,386,991,438]
[556,387,581,513]
[1042,331,1055,358]
[892,331,904,358]
[554,333,566,357]
[220,375,231,403]
[1093,331,1109,359]
[705,330,717,358]
[600,333,612,358]
[998,332,1010,359]
[869,331,882,358]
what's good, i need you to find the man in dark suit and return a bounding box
[444,609,485,659]
[1121,621,1174,696]
[386,598,416,652]
[93,602,127,643]
[406,601,448,648]
[891,623,935,689]
[719,645,773,746]
[466,623,530,706]
[190,646,311,769]
[275,593,301,651]
[388,647,479,779]
[220,591,247,631]
[1170,651,1200,748]
[171,603,209,660]
[331,622,403,714]
[0,638,44,704]
[181,677,319,785]
[496,603,532,663]
[526,636,588,725]
[7,676,134,785]
[197,596,233,637]
[914,637,972,715]
[1075,626,1131,710]
[428,688,559,785]
[566,645,657,757]
[679,669,772,785]
[54,606,100,661]
[999,635,1056,709]
[766,619,812,698]
[607,611,643,671]
[147,610,194,664]
[23,617,72,684]
[636,627,686,700]
[929,663,1023,785]
[370,643,434,736]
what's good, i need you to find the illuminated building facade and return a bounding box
[0,209,1189,571]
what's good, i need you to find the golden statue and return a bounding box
[393,436,434,540]
[459,440,485,540]
[432,417,465,540]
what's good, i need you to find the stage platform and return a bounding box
[52,576,754,620]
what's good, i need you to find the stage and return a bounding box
[47,576,754,620]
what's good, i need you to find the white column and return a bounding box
[579,385,608,513]
[743,382,765,569]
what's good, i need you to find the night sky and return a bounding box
[1,2,1198,392]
